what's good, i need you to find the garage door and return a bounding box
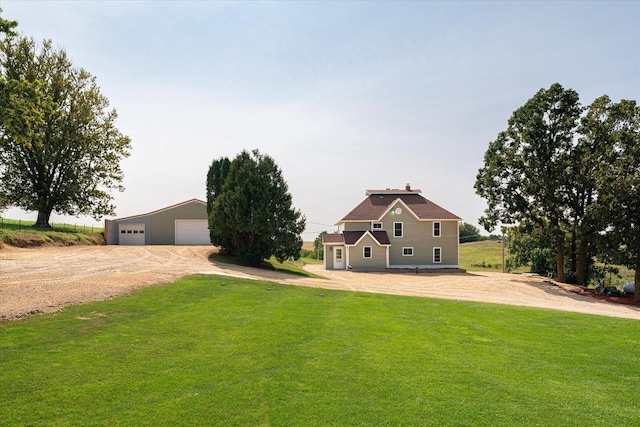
[119,223,145,245]
[175,220,210,245]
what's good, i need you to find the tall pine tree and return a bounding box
[208,150,305,264]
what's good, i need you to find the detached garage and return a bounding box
[105,199,210,245]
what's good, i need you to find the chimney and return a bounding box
[405,183,411,191]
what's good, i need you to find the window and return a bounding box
[433,222,441,237]
[433,247,442,263]
[372,222,383,230]
[363,246,372,258]
[402,247,414,256]
[394,222,403,238]
[121,230,126,234]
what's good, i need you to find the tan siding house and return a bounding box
[322,186,461,270]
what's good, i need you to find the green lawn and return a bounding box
[1,275,638,426]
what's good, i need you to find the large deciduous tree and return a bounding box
[208,149,305,264]
[0,24,131,227]
[592,98,640,300]
[476,84,638,288]
[475,83,582,282]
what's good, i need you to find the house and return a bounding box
[104,199,210,245]
[322,185,461,270]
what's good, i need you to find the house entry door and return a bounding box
[334,247,344,269]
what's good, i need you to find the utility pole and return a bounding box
[501,228,506,273]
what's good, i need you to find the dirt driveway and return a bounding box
[1,245,639,321]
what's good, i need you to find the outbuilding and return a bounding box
[104,199,210,245]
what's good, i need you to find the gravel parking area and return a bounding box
[1,245,639,320]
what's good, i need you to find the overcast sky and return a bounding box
[2,1,639,239]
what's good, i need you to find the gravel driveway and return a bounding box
[1,245,639,321]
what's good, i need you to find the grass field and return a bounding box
[0,218,104,247]
[1,275,638,426]
[459,239,509,272]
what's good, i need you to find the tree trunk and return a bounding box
[634,268,639,303]
[556,242,565,282]
[570,227,577,276]
[34,209,52,228]
[576,238,588,286]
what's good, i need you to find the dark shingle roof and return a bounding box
[340,194,461,222]
[322,233,344,244]
[343,230,390,246]
[366,188,422,195]
[370,230,390,245]
[323,230,390,246]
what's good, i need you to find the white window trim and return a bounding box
[402,247,414,256]
[433,221,441,237]
[372,222,383,231]
[363,246,372,258]
[433,247,442,263]
[393,222,403,238]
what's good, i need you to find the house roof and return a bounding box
[322,230,390,246]
[322,233,345,244]
[340,193,461,222]
[366,188,422,195]
[113,199,206,222]
[344,230,390,246]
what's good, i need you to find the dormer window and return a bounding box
[372,222,383,231]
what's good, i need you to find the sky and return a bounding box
[1,0,639,240]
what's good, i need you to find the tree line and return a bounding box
[475,83,639,298]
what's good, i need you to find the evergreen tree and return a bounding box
[208,149,305,264]
[206,156,230,213]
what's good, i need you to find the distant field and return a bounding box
[460,240,512,272]
[460,240,635,286]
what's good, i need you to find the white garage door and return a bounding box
[119,223,145,245]
[175,220,210,245]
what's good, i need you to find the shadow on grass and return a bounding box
[208,252,325,280]
[511,275,640,310]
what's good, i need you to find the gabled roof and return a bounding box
[344,230,390,246]
[113,199,206,222]
[322,230,390,246]
[340,193,461,222]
